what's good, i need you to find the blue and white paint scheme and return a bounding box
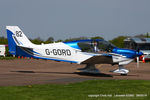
[6,26,143,75]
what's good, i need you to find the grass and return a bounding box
[0,80,150,100]
[0,56,16,60]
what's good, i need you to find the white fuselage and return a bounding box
[28,43,93,64]
[26,42,132,65]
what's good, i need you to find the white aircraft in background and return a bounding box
[0,45,6,57]
[6,26,143,75]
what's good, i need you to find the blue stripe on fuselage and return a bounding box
[63,41,81,50]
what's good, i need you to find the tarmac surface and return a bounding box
[0,59,150,86]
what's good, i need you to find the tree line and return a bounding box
[0,32,149,49]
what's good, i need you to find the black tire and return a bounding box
[121,74,127,76]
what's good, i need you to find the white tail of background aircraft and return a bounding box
[0,45,6,57]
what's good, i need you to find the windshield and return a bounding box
[78,40,116,53]
[97,40,116,52]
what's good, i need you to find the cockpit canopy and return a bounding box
[78,40,116,53]
[77,39,116,53]
[64,39,116,53]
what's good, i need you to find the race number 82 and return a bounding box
[16,31,22,37]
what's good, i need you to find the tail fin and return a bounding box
[6,26,33,55]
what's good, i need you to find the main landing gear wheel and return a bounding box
[110,65,129,75]
[77,64,100,74]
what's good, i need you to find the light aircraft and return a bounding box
[6,26,143,75]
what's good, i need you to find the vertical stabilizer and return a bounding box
[6,26,33,55]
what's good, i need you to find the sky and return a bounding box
[0,0,150,41]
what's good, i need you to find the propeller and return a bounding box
[136,56,139,68]
[136,48,140,68]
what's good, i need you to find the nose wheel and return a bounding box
[110,65,129,75]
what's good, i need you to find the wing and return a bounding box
[81,54,113,64]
